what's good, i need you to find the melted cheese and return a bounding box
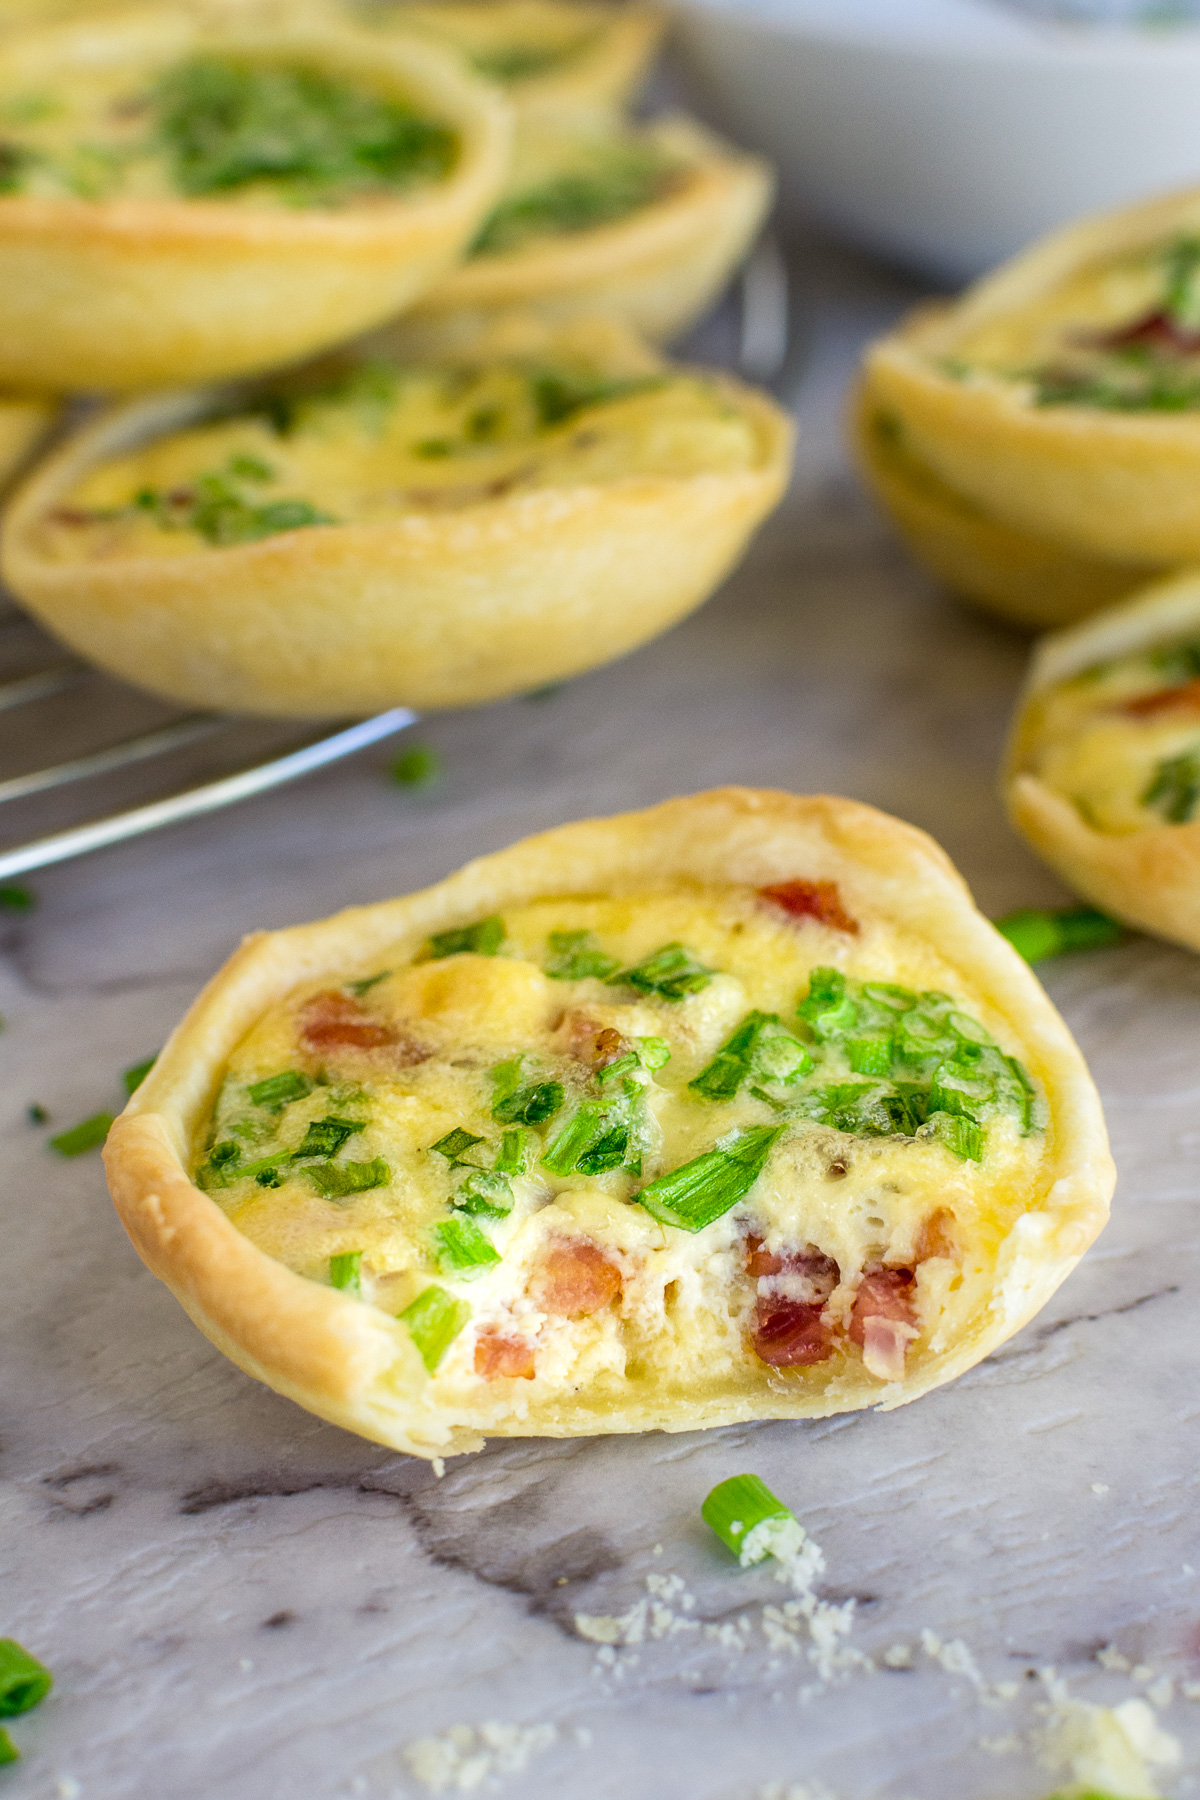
[194,886,1048,1404]
[1023,644,1200,833]
[46,359,760,561]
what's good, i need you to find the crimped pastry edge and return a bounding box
[104,787,1114,1460]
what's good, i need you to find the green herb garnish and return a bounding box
[427,916,505,959]
[544,928,621,981]
[132,459,335,547]
[0,883,34,911]
[529,370,661,428]
[391,744,441,788]
[490,1059,565,1126]
[493,1127,532,1175]
[453,1168,514,1218]
[329,1250,362,1292]
[400,1283,470,1372]
[1143,745,1200,822]
[995,906,1124,962]
[690,1011,812,1101]
[49,1112,113,1157]
[0,1641,52,1717]
[472,147,675,256]
[346,970,391,997]
[609,941,715,1000]
[27,1103,47,1125]
[292,1117,364,1160]
[433,1215,501,1278]
[701,1474,795,1561]
[0,1728,17,1766]
[468,35,590,82]
[637,1125,782,1231]
[541,1098,640,1177]
[156,56,457,201]
[306,1157,390,1198]
[431,1127,486,1166]
[246,1070,313,1111]
[122,1053,158,1095]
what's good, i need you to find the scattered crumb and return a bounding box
[573,1727,592,1748]
[1091,1483,1110,1495]
[1146,1677,1175,1710]
[431,1458,446,1480]
[402,1722,557,1794]
[920,1629,985,1693]
[57,1782,81,1800]
[1098,1645,1132,1673]
[652,1544,663,1556]
[979,1733,1021,1754]
[993,1681,1020,1702]
[238,1658,254,1672]
[1037,1677,1182,1800]
[882,1643,913,1669]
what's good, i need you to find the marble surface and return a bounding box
[2,232,1199,1800]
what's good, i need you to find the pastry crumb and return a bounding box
[402,1722,557,1793]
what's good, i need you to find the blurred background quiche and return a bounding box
[1,313,793,714]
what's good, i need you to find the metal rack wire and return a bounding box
[0,235,793,883]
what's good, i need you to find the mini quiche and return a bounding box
[864,187,1200,567]
[0,5,510,389]
[103,788,1113,1461]
[1007,568,1200,952]
[367,1,664,123]
[375,112,773,354]
[0,314,792,715]
[850,366,1159,633]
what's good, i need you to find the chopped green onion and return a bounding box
[493,1127,532,1175]
[609,942,715,1000]
[596,1052,640,1085]
[637,1125,782,1231]
[49,1111,113,1157]
[845,1032,892,1077]
[306,1157,390,1198]
[400,1283,471,1372]
[433,1215,501,1279]
[491,1066,564,1126]
[796,967,858,1039]
[0,1640,52,1716]
[545,928,620,982]
[995,906,1124,963]
[690,1012,812,1102]
[427,916,505,959]
[346,970,391,997]
[926,1112,985,1162]
[0,1727,16,1765]
[541,1101,615,1176]
[431,1127,485,1166]
[26,1103,47,1125]
[454,1168,514,1217]
[329,1250,362,1292]
[122,1053,158,1095]
[637,1036,671,1071]
[0,883,34,912]
[292,1117,363,1160]
[391,744,441,789]
[701,1474,794,1562]
[525,683,564,703]
[246,1070,313,1111]
[1143,746,1200,822]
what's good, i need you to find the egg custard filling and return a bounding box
[192,882,1044,1394]
[949,233,1200,413]
[0,47,458,206]
[39,350,761,560]
[1020,632,1200,834]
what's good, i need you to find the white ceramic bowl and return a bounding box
[671,0,1200,282]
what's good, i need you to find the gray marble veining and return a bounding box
[2,232,1198,1800]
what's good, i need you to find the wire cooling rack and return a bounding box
[0,235,794,883]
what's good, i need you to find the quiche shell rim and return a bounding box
[103,786,1114,1461]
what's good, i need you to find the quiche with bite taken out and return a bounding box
[104,789,1113,1461]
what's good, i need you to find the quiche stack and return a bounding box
[0,0,787,712]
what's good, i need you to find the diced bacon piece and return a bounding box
[474,1331,536,1380]
[915,1208,959,1262]
[745,1235,840,1301]
[759,879,859,936]
[753,1299,834,1367]
[1122,677,1200,718]
[850,1269,919,1382]
[1091,309,1200,355]
[301,990,394,1051]
[531,1240,623,1317]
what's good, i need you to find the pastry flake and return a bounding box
[104,789,1114,1460]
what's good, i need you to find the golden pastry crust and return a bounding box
[850,372,1158,632]
[0,6,510,389]
[0,393,57,490]
[864,190,1200,564]
[1006,569,1200,951]
[103,787,1113,1461]
[0,314,793,716]
[383,1,665,123]
[377,115,774,353]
